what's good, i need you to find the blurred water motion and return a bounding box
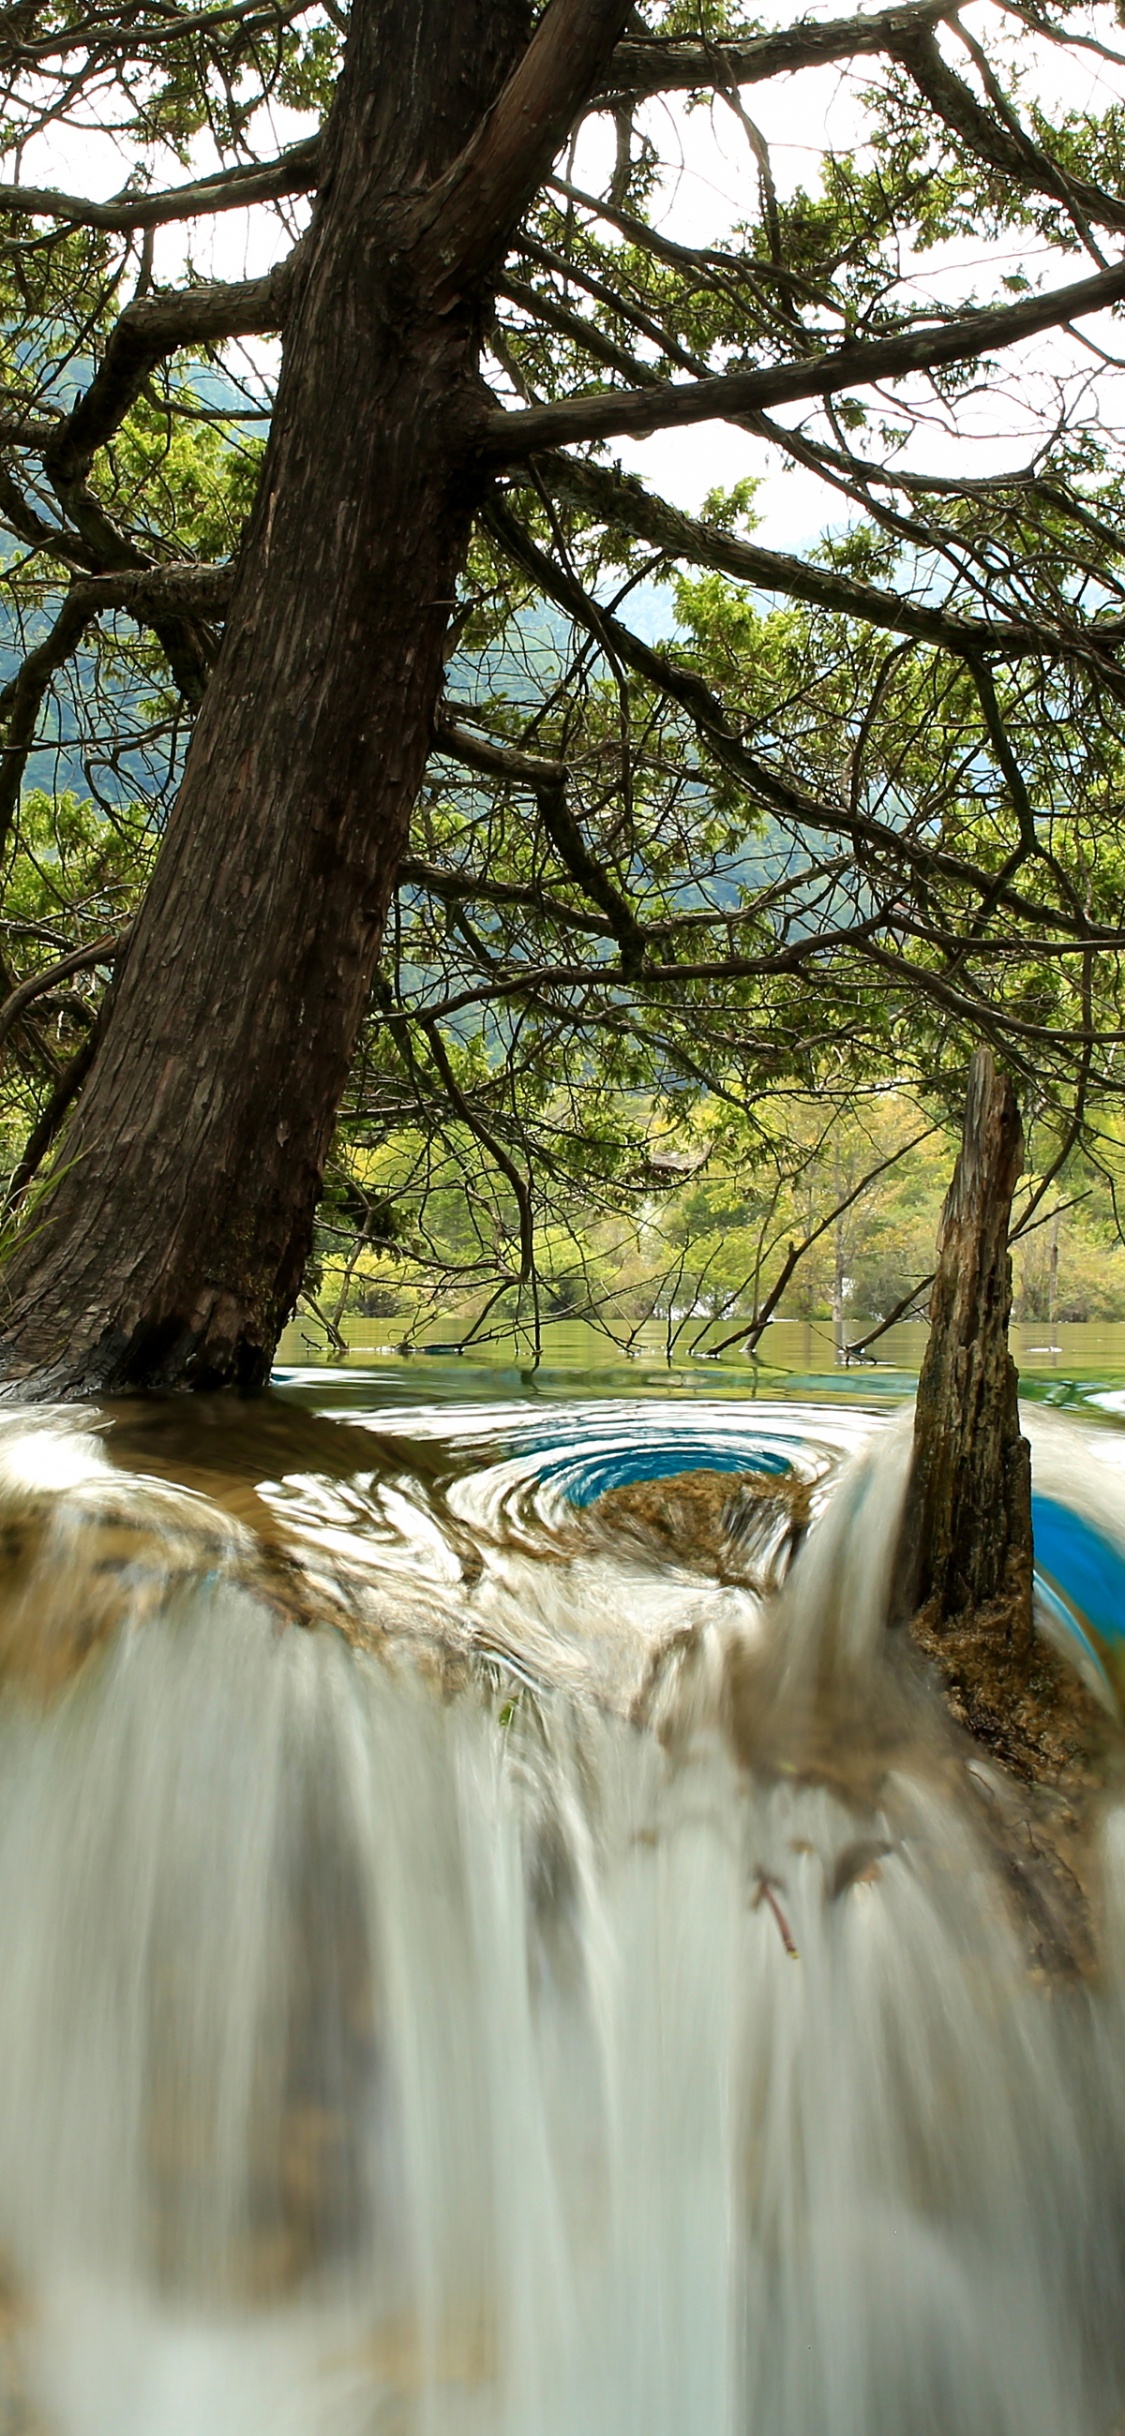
[0,1389,1123,2433]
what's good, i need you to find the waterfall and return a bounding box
[0,1395,1122,2435]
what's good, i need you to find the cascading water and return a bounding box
[0,1382,1124,2435]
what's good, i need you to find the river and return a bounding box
[0,1367,1122,2433]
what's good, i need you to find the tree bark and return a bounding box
[893,1055,1107,1938]
[0,0,629,1394]
[893,1046,1033,1645]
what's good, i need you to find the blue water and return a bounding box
[550,1442,794,1508]
[1033,1494,1125,1650]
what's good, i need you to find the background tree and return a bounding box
[3,0,1125,1384]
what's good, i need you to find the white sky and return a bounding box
[7,0,1125,551]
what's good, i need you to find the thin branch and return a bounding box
[434,710,647,970]
[2,1030,98,1213]
[421,1017,535,1290]
[0,0,320,66]
[0,929,131,1061]
[0,560,233,847]
[0,591,103,857]
[843,1178,1095,1359]
[843,1276,937,1358]
[499,276,662,387]
[704,1128,936,1357]
[893,24,1125,240]
[485,498,1120,951]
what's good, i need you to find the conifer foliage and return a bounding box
[2,0,1125,1382]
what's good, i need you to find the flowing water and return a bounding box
[2,1379,1125,2434]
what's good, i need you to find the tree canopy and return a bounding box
[4,0,1125,1373]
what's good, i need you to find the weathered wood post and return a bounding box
[890,1053,1108,1969]
[893,1045,1034,1670]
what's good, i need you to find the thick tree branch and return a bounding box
[399,851,616,936]
[433,714,568,791]
[0,137,320,232]
[531,453,1121,667]
[43,257,296,495]
[4,443,223,703]
[411,0,635,294]
[0,415,59,448]
[894,26,1125,238]
[602,0,949,98]
[58,562,236,621]
[30,514,219,708]
[483,255,1125,454]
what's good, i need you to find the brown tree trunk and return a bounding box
[0,0,629,1395]
[894,1045,1033,1646]
[894,1054,1106,1945]
[885,1047,1107,1793]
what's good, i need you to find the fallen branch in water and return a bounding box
[753,1871,799,1958]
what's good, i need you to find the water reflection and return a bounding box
[276,1310,1125,1396]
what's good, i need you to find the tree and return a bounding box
[4,0,1125,1387]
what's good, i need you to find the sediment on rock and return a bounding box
[584,1466,811,1589]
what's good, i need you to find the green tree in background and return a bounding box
[3,0,1125,1382]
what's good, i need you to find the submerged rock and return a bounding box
[585,1465,811,1590]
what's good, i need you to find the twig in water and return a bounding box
[753,1871,799,1958]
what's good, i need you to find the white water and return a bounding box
[0,1397,1123,2435]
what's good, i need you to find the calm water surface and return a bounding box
[276,1311,1125,1410]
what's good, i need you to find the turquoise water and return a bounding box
[1033,1495,1125,1653]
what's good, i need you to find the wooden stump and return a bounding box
[893,1049,1102,1792]
[894,1045,1033,1652]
